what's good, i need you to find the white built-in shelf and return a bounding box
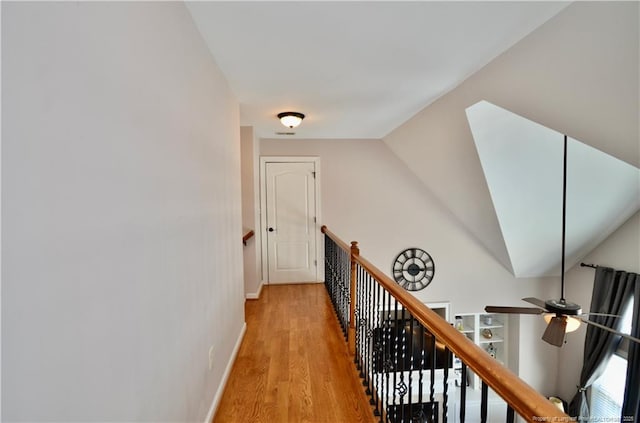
[479,336,504,344]
[453,312,508,390]
[479,324,503,330]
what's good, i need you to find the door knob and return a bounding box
[268,227,275,232]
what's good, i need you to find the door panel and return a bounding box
[265,161,317,283]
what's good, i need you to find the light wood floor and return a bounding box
[213,283,376,423]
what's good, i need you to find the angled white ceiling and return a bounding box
[466,101,640,278]
[186,1,569,139]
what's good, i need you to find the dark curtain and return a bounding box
[568,267,635,421]
[622,275,640,422]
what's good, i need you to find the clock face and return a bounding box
[392,248,435,291]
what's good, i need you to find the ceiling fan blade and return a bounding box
[485,306,544,315]
[580,318,640,345]
[522,297,549,310]
[582,312,620,318]
[542,316,567,347]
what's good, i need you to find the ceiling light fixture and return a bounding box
[278,111,305,129]
[543,313,581,333]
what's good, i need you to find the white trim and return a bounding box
[267,280,323,285]
[424,301,451,322]
[259,156,322,283]
[252,132,263,290]
[204,322,247,423]
[245,281,264,300]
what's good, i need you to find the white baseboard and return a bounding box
[204,322,247,423]
[245,281,263,299]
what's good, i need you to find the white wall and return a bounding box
[2,3,244,421]
[383,1,638,402]
[240,126,261,297]
[260,138,560,394]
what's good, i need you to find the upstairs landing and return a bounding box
[213,284,375,423]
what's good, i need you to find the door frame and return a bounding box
[259,156,322,284]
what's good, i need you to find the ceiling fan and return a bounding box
[485,135,640,347]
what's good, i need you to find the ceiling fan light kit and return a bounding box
[543,313,581,333]
[542,315,568,347]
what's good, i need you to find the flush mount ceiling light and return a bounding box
[277,111,305,129]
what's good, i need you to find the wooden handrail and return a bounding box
[322,226,567,422]
[242,229,255,246]
[321,225,351,252]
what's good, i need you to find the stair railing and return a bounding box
[321,225,567,423]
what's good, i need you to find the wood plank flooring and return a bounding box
[213,283,376,423]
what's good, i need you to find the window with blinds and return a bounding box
[590,299,633,419]
[591,354,628,418]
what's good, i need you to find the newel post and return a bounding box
[349,241,359,356]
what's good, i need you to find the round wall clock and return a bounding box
[392,248,435,291]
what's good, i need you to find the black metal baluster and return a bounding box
[407,314,414,422]
[481,381,488,423]
[324,235,331,300]
[368,275,378,406]
[384,290,392,423]
[337,244,342,331]
[357,265,364,373]
[506,405,515,423]
[325,235,342,329]
[362,267,368,374]
[460,363,467,423]
[374,280,382,419]
[323,235,328,291]
[333,239,337,311]
[341,247,347,336]
[418,320,425,420]
[365,268,370,378]
[324,235,333,298]
[331,240,337,320]
[327,236,331,293]
[429,329,436,423]
[397,304,406,423]
[334,243,339,313]
[364,271,372,394]
[344,248,349,337]
[335,243,339,311]
[337,244,341,331]
[392,299,399,422]
[442,345,450,423]
[380,289,386,422]
[344,248,348,333]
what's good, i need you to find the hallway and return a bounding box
[213,284,375,423]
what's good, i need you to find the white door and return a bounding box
[264,161,318,283]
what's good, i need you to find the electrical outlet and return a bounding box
[208,346,215,370]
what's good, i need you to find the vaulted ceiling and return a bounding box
[187,2,638,278]
[467,101,640,278]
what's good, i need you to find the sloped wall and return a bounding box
[2,3,244,421]
[384,1,638,403]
